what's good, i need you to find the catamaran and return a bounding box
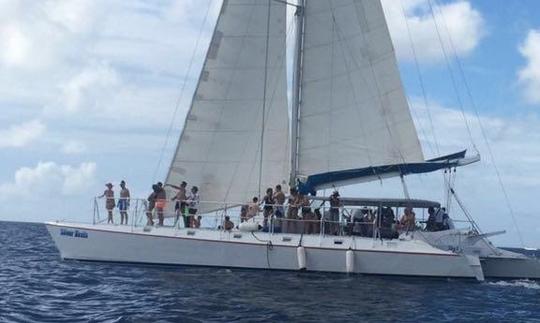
[46,0,539,280]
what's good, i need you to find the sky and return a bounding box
[1,0,540,247]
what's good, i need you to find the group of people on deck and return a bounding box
[99,180,452,236]
[239,187,341,234]
[99,181,131,225]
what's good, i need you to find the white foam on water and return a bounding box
[488,280,540,290]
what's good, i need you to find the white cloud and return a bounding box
[382,0,485,62]
[62,140,87,155]
[60,61,121,113]
[0,119,46,148]
[0,161,97,199]
[518,29,540,105]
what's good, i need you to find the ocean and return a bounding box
[0,221,539,322]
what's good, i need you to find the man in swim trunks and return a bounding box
[118,180,130,225]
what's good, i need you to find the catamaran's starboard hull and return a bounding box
[45,222,483,279]
[481,257,540,279]
[415,230,540,279]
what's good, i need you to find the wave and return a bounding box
[488,279,540,290]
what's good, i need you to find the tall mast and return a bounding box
[290,0,305,186]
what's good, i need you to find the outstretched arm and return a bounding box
[165,184,181,190]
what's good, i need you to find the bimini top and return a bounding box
[310,196,440,209]
[297,150,480,195]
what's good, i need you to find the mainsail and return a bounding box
[166,0,290,211]
[294,0,424,180]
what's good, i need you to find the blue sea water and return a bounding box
[0,222,539,323]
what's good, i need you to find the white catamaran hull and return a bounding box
[46,222,484,280]
[416,230,540,279]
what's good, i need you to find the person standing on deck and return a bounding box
[118,180,131,225]
[273,184,286,232]
[262,188,275,231]
[328,191,341,235]
[186,186,200,228]
[146,184,158,226]
[167,181,188,227]
[99,183,115,224]
[155,182,167,226]
[285,188,299,233]
[299,193,315,234]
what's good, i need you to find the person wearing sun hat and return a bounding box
[99,183,116,224]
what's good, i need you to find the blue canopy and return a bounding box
[297,150,478,195]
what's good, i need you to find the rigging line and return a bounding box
[431,0,525,247]
[152,0,214,183]
[399,0,440,156]
[258,0,272,198]
[426,0,478,152]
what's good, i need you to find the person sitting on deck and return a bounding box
[362,209,376,237]
[441,207,454,230]
[247,197,261,221]
[379,207,398,239]
[167,181,188,227]
[399,207,416,232]
[426,207,437,231]
[223,216,234,231]
[186,186,200,228]
[99,183,115,224]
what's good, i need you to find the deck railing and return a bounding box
[92,196,475,239]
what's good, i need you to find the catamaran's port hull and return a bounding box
[45,222,482,279]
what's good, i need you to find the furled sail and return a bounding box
[166,0,289,212]
[295,0,424,179]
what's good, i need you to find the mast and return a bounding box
[290,0,305,186]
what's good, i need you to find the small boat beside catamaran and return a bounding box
[46,0,539,280]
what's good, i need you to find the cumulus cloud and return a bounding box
[382,0,485,62]
[518,29,540,105]
[0,161,97,199]
[0,119,46,148]
[60,62,121,113]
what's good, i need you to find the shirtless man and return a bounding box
[247,197,261,221]
[167,181,188,227]
[118,180,130,225]
[99,183,115,224]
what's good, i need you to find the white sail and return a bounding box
[166,0,289,212]
[295,0,424,178]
